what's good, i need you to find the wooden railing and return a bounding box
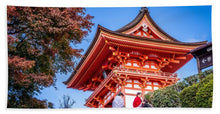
[86,70,115,104]
[112,67,177,78]
[86,67,177,107]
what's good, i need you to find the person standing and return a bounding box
[112,92,125,108]
[133,92,143,108]
[142,97,153,107]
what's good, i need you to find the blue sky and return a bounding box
[36,6,212,108]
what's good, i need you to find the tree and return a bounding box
[183,75,198,86]
[197,69,213,81]
[59,95,76,108]
[47,102,54,109]
[7,6,94,108]
[168,81,188,93]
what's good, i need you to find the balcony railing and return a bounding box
[112,67,177,78]
[86,66,179,107]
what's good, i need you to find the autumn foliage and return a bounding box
[7,6,94,108]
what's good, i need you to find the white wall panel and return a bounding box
[125,89,141,95]
[125,84,132,88]
[125,95,136,108]
[146,86,152,90]
[134,84,141,89]
[154,87,159,90]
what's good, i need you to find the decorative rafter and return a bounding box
[131,25,157,39]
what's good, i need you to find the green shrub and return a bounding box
[152,87,181,107]
[179,84,198,107]
[179,73,213,108]
[196,74,213,108]
[145,69,213,108]
[144,91,153,104]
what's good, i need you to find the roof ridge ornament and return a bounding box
[140,7,149,13]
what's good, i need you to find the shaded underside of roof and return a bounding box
[190,42,212,54]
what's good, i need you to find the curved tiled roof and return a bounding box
[64,24,207,85]
[100,25,207,46]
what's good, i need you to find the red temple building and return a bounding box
[64,7,207,108]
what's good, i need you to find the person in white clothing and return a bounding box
[112,92,124,108]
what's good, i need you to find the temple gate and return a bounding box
[64,7,207,108]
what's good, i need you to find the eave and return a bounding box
[100,25,207,48]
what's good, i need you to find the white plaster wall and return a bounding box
[124,88,142,108]
[125,89,141,95]
[125,95,136,108]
